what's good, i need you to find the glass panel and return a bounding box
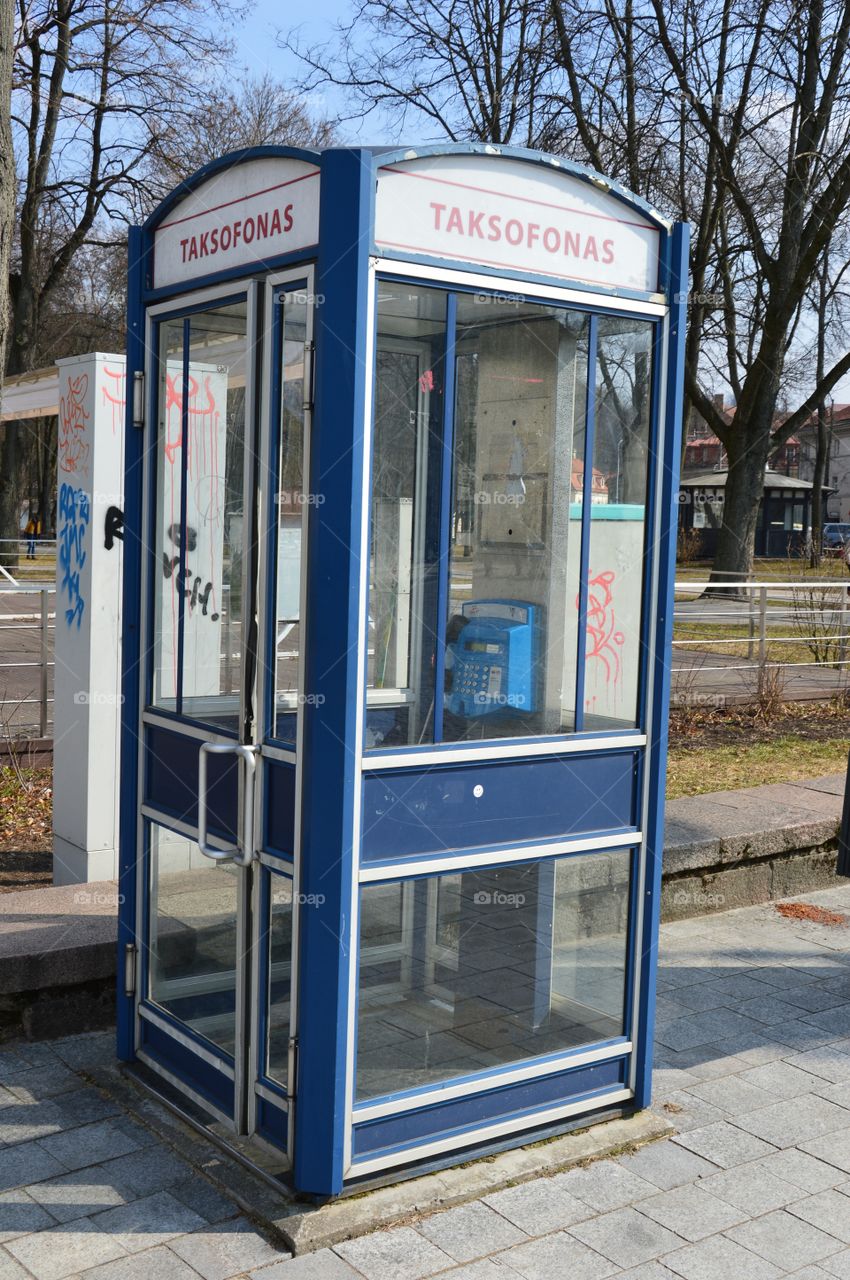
[584,316,653,730]
[151,318,186,711]
[265,871,293,1086]
[147,822,238,1056]
[149,300,248,729]
[272,292,308,742]
[181,302,248,726]
[355,849,631,1101]
[443,297,589,741]
[365,283,448,749]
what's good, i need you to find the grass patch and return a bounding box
[667,735,849,798]
[676,557,849,581]
[0,766,52,852]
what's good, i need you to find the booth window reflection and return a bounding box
[150,299,248,730]
[355,849,632,1101]
[583,315,653,731]
[365,283,447,748]
[363,282,657,751]
[443,296,588,741]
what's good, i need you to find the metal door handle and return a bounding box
[198,742,259,867]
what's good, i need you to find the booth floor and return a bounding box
[7,884,850,1278]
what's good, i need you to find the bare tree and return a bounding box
[285,0,563,146]
[147,73,335,201]
[287,0,850,586]
[0,0,242,564]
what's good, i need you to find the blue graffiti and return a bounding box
[59,482,90,628]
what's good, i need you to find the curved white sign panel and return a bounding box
[153,157,320,289]
[375,154,662,294]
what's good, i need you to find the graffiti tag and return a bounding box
[59,483,90,628]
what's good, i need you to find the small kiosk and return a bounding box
[117,144,688,1197]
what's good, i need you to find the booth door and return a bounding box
[136,274,312,1162]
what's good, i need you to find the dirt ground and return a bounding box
[668,698,850,798]
[0,766,53,891]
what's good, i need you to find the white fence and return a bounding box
[672,578,850,705]
[0,585,54,737]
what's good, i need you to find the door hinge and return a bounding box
[124,943,138,997]
[132,371,145,429]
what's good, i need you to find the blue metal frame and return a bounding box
[262,278,311,744]
[633,221,689,1108]
[574,315,598,733]
[117,141,688,1195]
[255,865,293,1128]
[117,225,147,1060]
[292,149,375,1196]
[432,291,458,743]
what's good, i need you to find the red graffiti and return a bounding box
[59,374,91,474]
[101,365,126,434]
[582,569,624,686]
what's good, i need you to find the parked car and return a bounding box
[823,522,850,553]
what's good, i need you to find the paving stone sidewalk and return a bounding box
[9,884,850,1277]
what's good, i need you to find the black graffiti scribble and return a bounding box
[167,522,197,552]
[161,522,219,621]
[104,506,124,550]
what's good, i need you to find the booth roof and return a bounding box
[681,469,819,491]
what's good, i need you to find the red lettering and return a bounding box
[527,223,540,248]
[210,228,219,253]
[602,238,615,264]
[180,238,189,262]
[257,211,269,239]
[446,206,464,233]
[187,236,198,261]
[543,227,560,253]
[583,236,599,261]
[283,203,293,232]
[233,220,242,246]
[505,219,523,246]
[244,217,255,244]
[199,231,209,256]
[220,225,232,250]
[467,209,485,237]
[430,202,447,230]
[564,232,581,258]
[487,214,502,241]
[270,208,282,236]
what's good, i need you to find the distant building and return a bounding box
[684,396,801,479]
[570,458,608,504]
[679,469,824,558]
[796,403,850,523]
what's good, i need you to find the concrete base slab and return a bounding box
[93,1059,672,1256]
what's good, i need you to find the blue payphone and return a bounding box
[446,600,537,718]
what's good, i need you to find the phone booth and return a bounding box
[117,144,688,1198]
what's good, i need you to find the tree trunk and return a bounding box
[809,250,829,568]
[708,429,771,594]
[0,0,16,571]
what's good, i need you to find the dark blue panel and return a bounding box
[293,147,374,1197]
[256,1095,289,1152]
[361,751,638,863]
[145,725,238,843]
[634,220,690,1109]
[352,1057,626,1158]
[117,224,148,1061]
[264,760,296,857]
[139,1013,234,1114]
